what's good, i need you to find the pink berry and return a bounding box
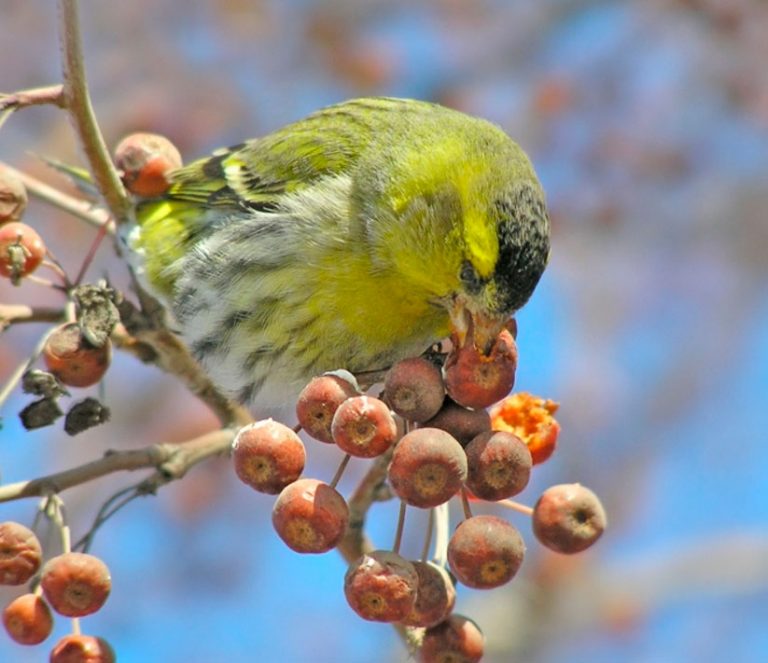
[532,483,607,554]
[419,614,484,663]
[447,515,525,589]
[272,478,349,553]
[388,428,467,508]
[384,357,445,422]
[0,521,42,585]
[464,430,532,501]
[232,419,305,494]
[40,552,111,617]
[344,551,418,622]
[331,395,397,458]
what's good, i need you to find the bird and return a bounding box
[125,97,551,407]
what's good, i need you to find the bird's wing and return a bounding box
[164,97,426,212]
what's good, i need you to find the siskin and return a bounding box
[125,97,551,406]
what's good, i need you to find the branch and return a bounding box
[336,451,392,563]
[0,85,65,111]
[0,428,235,504]
[57,0,131,223]
[0,304,66,331]
[0,161,112,232]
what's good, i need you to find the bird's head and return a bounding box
[360,111,550,354]
[446,178,550,354]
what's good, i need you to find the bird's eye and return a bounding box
[459,261,483,294]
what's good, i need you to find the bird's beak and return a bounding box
[449,297,507,356]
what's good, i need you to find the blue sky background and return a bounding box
[1,1,767,661]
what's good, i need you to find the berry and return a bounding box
[490,392,560,465]
[2,593,53,645]
[419,614,484,663]
[0,166,28,223]
[42,323,111,388]
[447,515,525,589]
[114,132,182,197]
[0,222,46,284]
[232,419,305,494]
[49,634,115,663]
[40,552,111,617]
[344,551,418,622]
[0,521,42,585]
[532,483,607,554]
[388,428,467,508]
[296,374,359,443]
[384,357,445,422]
[464,430,532,501]
[400,561,455,628]
[422,398,491,446]
[331,395,397,458]
[272,478,349,553]
[445,329,518,409]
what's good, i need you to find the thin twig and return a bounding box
[0,324,61,411]
[72,217,110,285]
[0,161,112,232]
[0,304,65,330]
[0,85,65,111]
[57,0,130,223]
[75,482,148,553]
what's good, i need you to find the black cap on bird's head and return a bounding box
[450,181,550,353]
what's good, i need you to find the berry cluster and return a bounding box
[232,332,606,661]
[0,522,114,661]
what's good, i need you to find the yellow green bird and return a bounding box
[126,97,550,405]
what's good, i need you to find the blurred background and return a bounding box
[1,0,767,661]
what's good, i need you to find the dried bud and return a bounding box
[21,370,68,399]
[72,283,120,347]
[19,397,63,430]
[64,398,111,436]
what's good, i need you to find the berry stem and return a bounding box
[420,508,434,562]
[40,255,71,287]
[497,498,534,517]
[330,454,352,489]
[432,502,449,568]
[392,500,406,554]
[25,273,63,290]
[460,487,473,520]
